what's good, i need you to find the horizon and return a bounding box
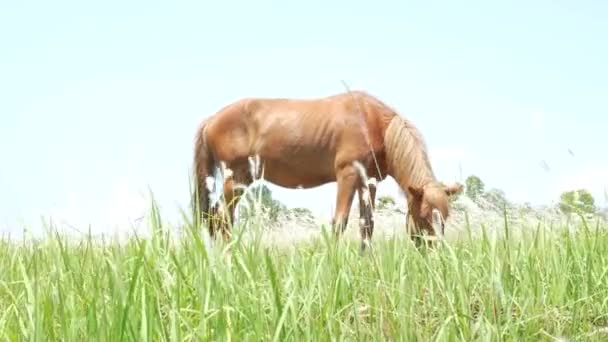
[1,0,607,235]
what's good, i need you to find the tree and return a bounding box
[558,189,596,215]
[465,175,485,201]
[289,207,314,218]
[238,183,286,222]
[482,188,509,209]
[377,195,396,210]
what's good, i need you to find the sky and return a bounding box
[1,0,607,235]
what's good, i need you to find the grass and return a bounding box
[0,205,607,341]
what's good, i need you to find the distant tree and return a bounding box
[482,188,509,209]
[289,207,314,218]
[465,175,485,201]
[519,201,535,215]
[377,195,396,210]
[558,189,596,215]
[239,183,286,221]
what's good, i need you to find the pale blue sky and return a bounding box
[1,0,607,234]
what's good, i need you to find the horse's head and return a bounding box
[406,181,463,241]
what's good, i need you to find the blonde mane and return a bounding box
[383,115,438,192]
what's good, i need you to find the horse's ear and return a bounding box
[444,182,464,196]
[408,186,424,199]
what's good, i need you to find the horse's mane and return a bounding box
[383,114,437,192]
[339,91,438,193]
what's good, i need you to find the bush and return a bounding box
[377,195,396,210]
[558,189,596,215]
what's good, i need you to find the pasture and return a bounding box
[1,196,607,341]
[2,1,606,341]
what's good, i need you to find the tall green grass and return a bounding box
[0,208,607,341]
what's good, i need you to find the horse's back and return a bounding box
[203,91,392,184]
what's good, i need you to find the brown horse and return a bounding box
[192,90,463,250]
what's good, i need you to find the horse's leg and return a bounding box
[406,215,424,247]
[218,178,236,241]
[358,182,377,252]
[332,165,358,238]
[207,201,222,240]
[218,165,252,241]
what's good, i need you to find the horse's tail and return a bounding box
[192,117,216,226]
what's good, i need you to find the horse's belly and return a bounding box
[251,123,339,187]
[260,158,336,189]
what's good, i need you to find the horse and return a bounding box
[192,90,463,250]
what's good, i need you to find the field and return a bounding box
[1,197,607,341]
